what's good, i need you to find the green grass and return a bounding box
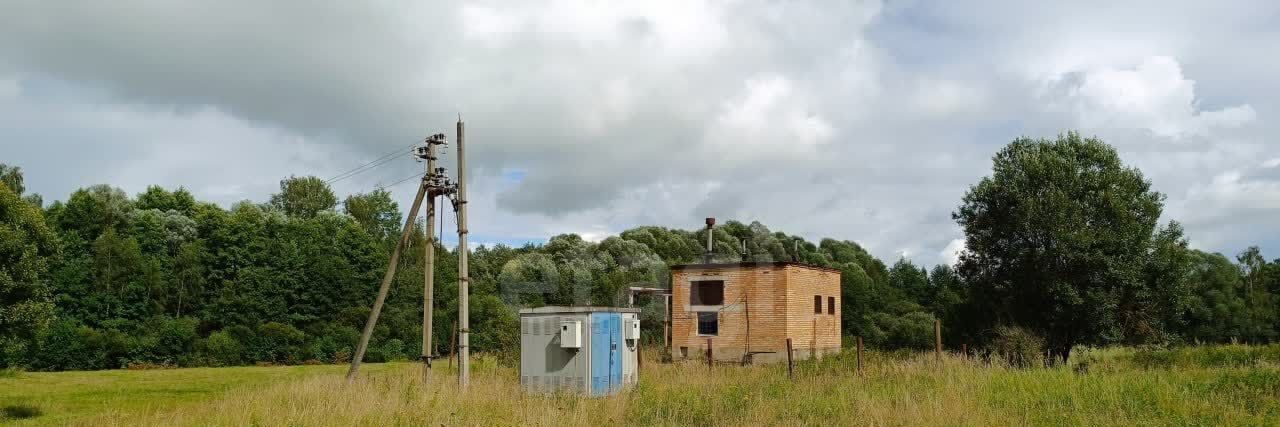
[0,362,399,425]
[4,346,1280,425]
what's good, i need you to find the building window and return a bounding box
[697,312,718,336]
[814,295,822,314]
[691,280,724,305]
[828,296,835,314]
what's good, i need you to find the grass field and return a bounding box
[4,346,1280,426]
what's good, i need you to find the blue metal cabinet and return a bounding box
[589,312,623,396]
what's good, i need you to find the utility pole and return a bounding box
[418,134,445,381]
[347,178,427,382]
[347,131,456,384]
[454,117,471,387]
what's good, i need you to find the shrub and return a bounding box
[992,325,1044,368]
[253,322,307,364]
[1,404,41,421]
[202,330,243,367]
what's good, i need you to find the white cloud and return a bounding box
[1044,56,1255,138]
[941,238,966,266]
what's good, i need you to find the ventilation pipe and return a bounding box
[703,217,715,264]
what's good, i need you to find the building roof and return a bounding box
[518,306,642,314]
[669,261,842,274]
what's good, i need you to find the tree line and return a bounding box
[2,132,1279,370]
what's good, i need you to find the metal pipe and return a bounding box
[703,217,715,264]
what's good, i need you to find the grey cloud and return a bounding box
[3,1,1280,267]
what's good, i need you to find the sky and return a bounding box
[1,0,1278,267]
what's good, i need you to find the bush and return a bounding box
[253,322,307,364]
[866,311,936,350]
[993,325,1044,368]
[202,330,243,367]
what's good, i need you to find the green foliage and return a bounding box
[992,325,1045,368]
[1121,344,1280,370]
[0,164,25,195]
[202,330,243,367]
[343,188,401,243]
[0,182,57,359]
[6,133,1280,372]
[269,176,338,218]
[954,132,1176,360]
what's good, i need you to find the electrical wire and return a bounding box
[380,171,426,189]
[326,141,419,184]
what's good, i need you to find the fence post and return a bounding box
[785,338,794,380]
[961,343,967,360]
[707,338,713,369]
[856,336,863,375]
[448,320,457,369]
[934,319,942,364]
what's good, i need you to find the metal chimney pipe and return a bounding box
[704,217,715,264]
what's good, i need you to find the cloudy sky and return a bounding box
[2,1,1277,266]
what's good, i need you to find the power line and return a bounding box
[376,171,427,187]
[326,142,419,184]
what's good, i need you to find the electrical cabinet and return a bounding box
[624,318,640,340]
[521,307,641,396]
[560,320,582,348]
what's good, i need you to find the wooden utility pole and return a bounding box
[347,181,428,382]
[455,117,471,387]
[421,135,439,381]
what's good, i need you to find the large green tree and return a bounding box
[343,188,401,244]
[270,176,338,219]
[954,132,1177,362]
[0,180,58,365]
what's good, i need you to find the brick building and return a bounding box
[669,261,841,364]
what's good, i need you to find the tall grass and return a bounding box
[79,347,1280,426]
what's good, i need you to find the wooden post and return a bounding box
[448,320,457,369]
[856,336,863,375]
[637,339,643,370]
[347,182,427,382]
[707,338,713,368]
[961,343,967,360]
[934,319,942,364]
[786,338,794,380]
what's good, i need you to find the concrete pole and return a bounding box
[421,140,437,381]
[347,181,427,382]
[456,118,470,387]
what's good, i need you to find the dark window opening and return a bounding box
[691,280,725,305]
[697,312,719,336]
[828,296,835,314]
[814,295,822,314]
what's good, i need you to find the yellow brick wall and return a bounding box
[782,265,842,354]
[670,263,840,363]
